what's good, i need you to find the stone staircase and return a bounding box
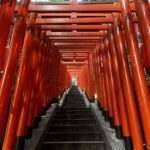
[41,86,110,150]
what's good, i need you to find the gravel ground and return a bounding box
[80,87,125,150]
[24,104,57,150]
[91,102,125,150]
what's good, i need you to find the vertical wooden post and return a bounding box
[112,16,144,150]
[96,47,102,102]
[134,0,150,69]
[104,33,121,131]
[100,42,109,121]
[97,43,104,109]
[0,0,30,142]
[103,34,114,125]
[107,18,131,148]
[16,24,40,150]
[91,49,99,100]
[26,31,46,138]
[0,0,16,70]
[119,0,150,148]
[2,13,37,150]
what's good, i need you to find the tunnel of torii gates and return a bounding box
[0,0,150,149]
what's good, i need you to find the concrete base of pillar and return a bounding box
[115,126,123,139]
[109,117,115,128]
[124,137,133,150]
[104,111,109,121]
[15,136,25,150]
[26,126,33,139]
[34,117,41,129]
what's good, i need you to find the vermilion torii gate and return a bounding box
[0,0,150,150]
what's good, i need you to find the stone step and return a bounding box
[56,108,91,113]
[57,107,90,111]
[42,141,107,150]
[55,111,92,115]
[53,114,94,119]
[63,105,86,108]
[44,132,104,141]
[52,119,96,125]
[48,125,98,132]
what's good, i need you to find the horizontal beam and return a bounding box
[62,56,88,58]
[69,73,80,76]
[59,48,92,50]
[68,69,81,71]
[68,68,82,70]
[67,67,83,69]
[67,65,83,67]
[15,3,135,12]
[36,17,113,24]
[61,54,89,56]
[60,53,90,56]
[75,58,88,60]
[61,57,73,59]
[49,37,102,40]
[65,52,88,54]
[41,24,108,30]
[38,12,111,17]
[52,39,98,43]
[68,70,81,71]
[68,72,80,75]
[62,58,87,61]
[67,70,82,72]
[61,61,87,65]
[54,43,97,46]
[16,3,119,12]
[59,50,91,53]
[47,31,104,37]
[57,46,95,49]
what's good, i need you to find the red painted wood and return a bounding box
[46,31,104,37]
[36,17,113,24]
[120,0,150,147]
[49,37,102,40]
[2,13,37,150]
[112,17,144,150]
[134,0,150,71]
[16,3,121,12]
[38,12,110,17]
[0,1,16,71]
[0,0,29,142]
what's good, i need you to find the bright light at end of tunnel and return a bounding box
[94,93,97,99]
